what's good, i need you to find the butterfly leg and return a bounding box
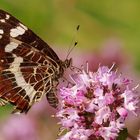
[46,87,59,108]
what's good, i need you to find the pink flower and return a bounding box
[56,65,139,140]
[1,115,39,140]
[58,128,93,140]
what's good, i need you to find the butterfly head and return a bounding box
[63,58,72,69]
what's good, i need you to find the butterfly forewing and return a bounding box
[0,9,67,113]
[0,10,59,61]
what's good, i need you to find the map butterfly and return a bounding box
[0,9,72,114]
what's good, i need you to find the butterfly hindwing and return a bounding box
[0,38,57,113]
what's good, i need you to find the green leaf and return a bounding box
[117,128,128,140]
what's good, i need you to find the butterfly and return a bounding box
[0,9,72,114]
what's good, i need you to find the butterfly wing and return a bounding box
[0,9,60,113]
[0,9,60,61]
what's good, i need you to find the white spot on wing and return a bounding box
[6,14,10,20]
[10,26,26,37]
[0,35,2,39]
[10,54,37,103]
[0,19,5,23]
[5,42,19,52]
[1,59,4,63]
[0,29,4,34]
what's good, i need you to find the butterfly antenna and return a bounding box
[66,25,80,59]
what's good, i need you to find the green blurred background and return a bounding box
[0,0,140,140]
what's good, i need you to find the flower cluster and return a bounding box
[56,66,139,140]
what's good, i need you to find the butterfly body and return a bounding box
[0,9,71,113]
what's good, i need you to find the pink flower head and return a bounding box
[56,65,139,140]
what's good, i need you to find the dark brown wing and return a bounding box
[0,9,60,62]
[0,37,56,113]
[0,9,60,113]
